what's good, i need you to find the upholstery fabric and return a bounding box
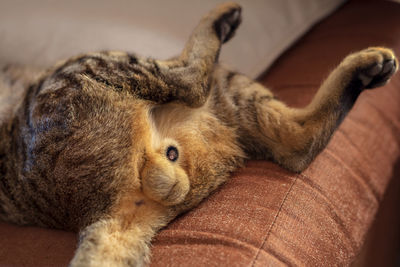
[0,0,399,266]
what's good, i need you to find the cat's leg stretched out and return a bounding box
[213,47,398,172]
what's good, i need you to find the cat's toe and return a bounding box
[366,58,397,88]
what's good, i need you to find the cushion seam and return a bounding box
[249,173,299,267]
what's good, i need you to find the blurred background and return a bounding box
[0,0,344,78]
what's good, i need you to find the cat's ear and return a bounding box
[178,2,242,63]
[149,3,242,108]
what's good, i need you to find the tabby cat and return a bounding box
[0,2,397,266]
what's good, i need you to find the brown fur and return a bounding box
[0,3,397,266]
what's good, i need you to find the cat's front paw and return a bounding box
[345,47,398,89]
[212,2,242,43]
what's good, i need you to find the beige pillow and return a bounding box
[0,0,345,78]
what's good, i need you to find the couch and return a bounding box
[0,0,399,266]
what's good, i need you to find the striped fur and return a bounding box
[0,2,397,266]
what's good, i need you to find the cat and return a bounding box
[0,2,397,266]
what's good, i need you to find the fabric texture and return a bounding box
[0,0,400,266]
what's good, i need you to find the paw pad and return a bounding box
[353,47,398,89]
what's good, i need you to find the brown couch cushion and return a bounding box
[1,0,400,266]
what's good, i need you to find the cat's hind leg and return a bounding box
[220,47,397,172]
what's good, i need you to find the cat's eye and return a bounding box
[166,146,179,162]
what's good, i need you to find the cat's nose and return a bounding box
[166,146,179,162]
